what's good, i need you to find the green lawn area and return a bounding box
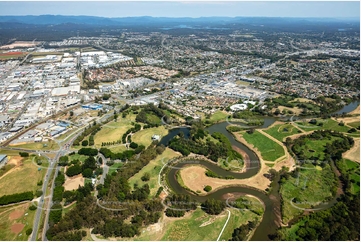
[9,141,59,151]
[161,208,227,241]
[280,164,337,224]
[146,113,161,125]
[241,131,285,161]
[301,136,341,161]
[0,202,36,241]
[344,159,360,194]
[264,123,301,142]
[209,111,229,123]
[0,157,46,196]
[68,154,88,163]
[347,121,360,129]
[0,149,22,156]
[132,126,168,148]
[94,118,134,148]
[295,118,350,133]
[128,148,179,197]
[108,162,123,173]
[109,145,128,154]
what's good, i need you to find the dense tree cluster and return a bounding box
[78,147,98,156]
[271,194,359,241]
[0,191,33,205]
[169,123,242,162]
[19,152,29,157]
[164,194,197,217]
[201,199,226,215]
[229,221,257,241]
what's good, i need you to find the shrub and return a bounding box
[204,185,212,192]
[26,228,33,235]
[141,172,150,182]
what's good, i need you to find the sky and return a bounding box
[0,1,359,18]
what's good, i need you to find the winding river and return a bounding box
[160,100,359,241]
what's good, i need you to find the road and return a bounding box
[29,127,84,241]
[40,130,84,241]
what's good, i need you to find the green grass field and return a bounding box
[0,202,36,241]
[280,164,337,223]
[9,141,59,151]
[128,148,179,197]
[94,118,134,148]
[209,111,229,123]
[241,131,285,161]
[161,208,227,241]
[68,154,88,163]
[301,136,342,161]
[264,123,301,142]
[132,126,168,148]
[0,157,46,196]
[347,121,360,128]
[109,145,128,154]
[295,119,351,133]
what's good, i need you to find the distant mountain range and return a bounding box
[0,15,358,26]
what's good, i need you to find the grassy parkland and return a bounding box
[240,130,285,162]
[263,123,301,142]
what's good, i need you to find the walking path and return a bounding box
[216,209,231,241]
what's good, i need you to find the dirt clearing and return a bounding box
[64,174,84,191]
[179,165,271,193]
[7,156,23,166]
[11,223,24,234]
[343,138,360,163]
[9,209,24,221]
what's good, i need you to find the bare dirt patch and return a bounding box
[179,165,271,193]
[9,210,24,221]
[333,116,360,125]
[11,223,24,234]
[1,41,39,49]
[8,156,23,167]
[64,174,84,191]
[343,138,360,163]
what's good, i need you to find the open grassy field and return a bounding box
[295,118,350,133]
[132,126,168,148]
[209,110,229,123]
[109,145,128,154]
[161,208,228,241]
[68,154,88,163]
[280,163,337,223]
[94,123,133,148]
[0,157,46,196]
[347,121,360,128]
[240,131,285,161]
[301,136,342,161]
[9,141,59,151]
[344,159,360,194]
[128,148,179,197]
[264,123,301,142]
[0,202,36,241]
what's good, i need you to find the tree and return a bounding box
[204,185,212,192]
[141,173,150,182]
[26,228,33,235]
[82,140,89,146]
[129,142,138,149]
[82,168,93,178]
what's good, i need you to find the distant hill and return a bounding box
[0,15,359,26]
